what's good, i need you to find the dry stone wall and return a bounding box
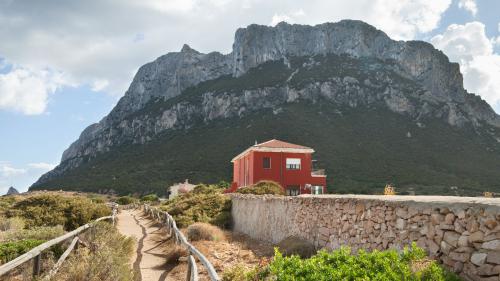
[231,194,500,281]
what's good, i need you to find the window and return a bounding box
[263,157,271,169]
[286,158,301,170]
[311,186,323,195]
[286,185,300,196]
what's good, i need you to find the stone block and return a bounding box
[486,251,500,265]
[469,231,485,243]
[471,253,488,266]
[482,240,500,251]
[444,231,461,247]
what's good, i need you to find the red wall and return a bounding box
[232,150,327,194]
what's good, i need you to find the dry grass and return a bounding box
[187,223,226,242]
[276,236,316,258]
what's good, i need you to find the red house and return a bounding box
[229,139,327,195]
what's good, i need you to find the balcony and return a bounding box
[311,169,325,176]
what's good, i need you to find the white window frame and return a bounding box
[286,158,301,170]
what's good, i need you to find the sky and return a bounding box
[0,0,499,194]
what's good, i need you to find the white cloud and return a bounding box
[28,162,57,171]
[0,67,71,115]
[0,162,59,194]
[270,9,305,26]
[0,0,453,115]
[431,22,500,111]
[1,164,26,177]
[458,0,478,16]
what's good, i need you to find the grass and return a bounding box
[52,222,135,281]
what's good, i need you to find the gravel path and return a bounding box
[117,209,176,281]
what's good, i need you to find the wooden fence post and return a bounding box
[33,254,41,277]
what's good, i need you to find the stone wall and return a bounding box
[231,194,500,280]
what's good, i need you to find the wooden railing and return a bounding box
[144,204,220,281]
[0,205,117,279]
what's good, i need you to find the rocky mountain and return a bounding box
[6,186,19,195]
[31,20,500,196]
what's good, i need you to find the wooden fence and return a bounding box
[144,204,220,281]
[0,205,117,279]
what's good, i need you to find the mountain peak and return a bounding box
[6,186,19,195]
[180,44,198,54]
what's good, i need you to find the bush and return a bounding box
[116,196,137,205]
[222,243,460,281]
[187,222,225,242]
[161,184,231,228]
[276,236,316,258]
[141,194,159,202]
[53,222,135,281]
[0,217,25,232]
[2,225,64,242]
[0,239,45,264]
[165,245,188,264]
[236,181,284,195]
[7,194,111,230]
[267,243,461,281]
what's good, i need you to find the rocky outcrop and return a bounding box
[33,20,500,188]
[231,194,500,280]
[6,186,19,195]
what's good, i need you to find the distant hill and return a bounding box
[6,186,19,195]
[31,20,500,196]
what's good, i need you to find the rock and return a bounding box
[444,231,460,247]
[477,264,495,276]
[482,240,500,251]
[396,218,406,230]
[486,252,500,265]
[441,241,453,255]
[427,239,440,255]
[484,219,498,230]
[471,253,488,266]
[445,213,456,225]
[396,208,409,219]
[458,235,469,247]
[431,214,444,225]
[449,251,470,262]
[469,231,485,243]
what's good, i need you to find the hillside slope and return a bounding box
[31,21,500,196]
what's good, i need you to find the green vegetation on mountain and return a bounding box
[30,99,500,196]
[30,54,500,196]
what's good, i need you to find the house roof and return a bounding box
[231,139,315,162]
[254,139,312,149]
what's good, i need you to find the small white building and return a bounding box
[168,179,196,198]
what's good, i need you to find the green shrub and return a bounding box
[236,181,284,195]
[0,239,45,264]
[223,243,460,281]
[161,184,231,228]
[141,194,159,202]
[267,243,461,281]
[116,196,137,205]
[7,194,111,230]
[53,222,135,281]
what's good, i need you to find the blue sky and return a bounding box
[0,0,499,193]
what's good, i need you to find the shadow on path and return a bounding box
[132,212,147,281]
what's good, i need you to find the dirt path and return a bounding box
[116,209,182,281]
